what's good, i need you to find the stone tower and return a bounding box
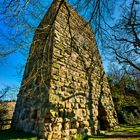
[12,0,118,139]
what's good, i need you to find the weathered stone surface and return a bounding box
[12,0,118,139]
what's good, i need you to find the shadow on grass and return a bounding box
[88,124,140,139]
[112,123,140,133]
[0,129,38,140]
[81,134,140,140]
[92,134,140,139]
[80,124,140,140]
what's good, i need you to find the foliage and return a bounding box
[0,105,8,130]
[107,64,140,124]
[0,88,10,130]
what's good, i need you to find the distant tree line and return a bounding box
[107,64,140,124]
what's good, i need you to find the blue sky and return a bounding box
[0,0,122,100]
[0,0,53,99]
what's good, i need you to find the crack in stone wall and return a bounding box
[12,0,118,139]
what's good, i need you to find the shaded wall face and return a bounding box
[11,13,56,135]
[11,1,64,134]
[12,27,55,134]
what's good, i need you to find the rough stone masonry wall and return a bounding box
[12,1,57,135]
[12,0,118,140]
[46,2,118,139]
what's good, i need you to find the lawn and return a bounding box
[77,124,140,140]
[91,125,140,140]
[112,123,140,133]
[0,124,140,140]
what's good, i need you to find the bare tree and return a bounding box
[0,0,114,58]
[0,0,52,58]
[106,0,140,72]
[0,86,10,100]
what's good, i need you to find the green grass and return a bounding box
[0,129,38,140]
[76,124,140,140]
[1,124,140,140]
[112,123,140,133]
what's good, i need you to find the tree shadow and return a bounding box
[0,129,38,140]
[93,133,140,138]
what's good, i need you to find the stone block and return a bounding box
[62,130,69,136]
[82,121,89,127]
[69,129,77,135]
[45,123,52,131]
[64,122,71,129]
[57,117,63,123]
[52,131,62,139]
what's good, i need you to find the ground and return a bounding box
[0,124,140,140]
[89,124,140,140]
